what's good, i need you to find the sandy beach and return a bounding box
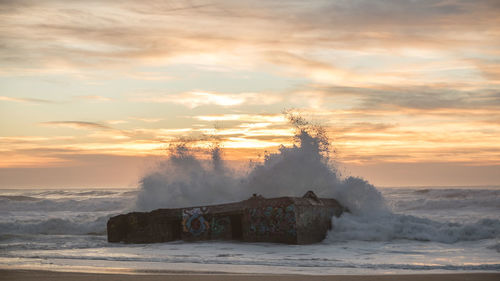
[1,270,499,281]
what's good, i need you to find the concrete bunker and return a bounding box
[107,191,346,244]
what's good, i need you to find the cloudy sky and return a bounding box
[1,0,499,188]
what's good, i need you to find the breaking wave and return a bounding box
[136,143,242,210]
[3,116,498,245]
[388,189,500,212]
[0,189,133,236]
[326,213,500,243]
[0,216,109,235]
[0,190,134,212]
[136,116,386,214]
[135,115,499,244]
[0,198,130,212]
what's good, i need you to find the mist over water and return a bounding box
[2,186,499,273]
[136,143,241,210]
[1,117,496,245]
[1,119,499,274]
[135,119,386,215]
[135,117,499,244]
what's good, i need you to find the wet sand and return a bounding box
[1,269,499,281]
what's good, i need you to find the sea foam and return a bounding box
[135,117,386,214]
[134,116,499,244]
[2,117,498,245]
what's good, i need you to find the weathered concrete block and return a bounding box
[107,191,346,244]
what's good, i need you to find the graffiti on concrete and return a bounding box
[182,207,210,236]
[211,216,231,239]
[247,204,296,236]
[107,191,346,244]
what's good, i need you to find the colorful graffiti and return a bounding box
[182,207,210,236]
[211,216,231,239]
[247,204,296,237]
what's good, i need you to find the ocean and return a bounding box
[1,186,499,275]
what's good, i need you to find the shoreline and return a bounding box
[1,269,499,281]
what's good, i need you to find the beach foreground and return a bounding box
[1,270,499,281]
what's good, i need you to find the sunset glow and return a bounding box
[1,0,499,187]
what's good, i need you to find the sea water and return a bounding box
[0,186,499,275]
[1,124,499,274]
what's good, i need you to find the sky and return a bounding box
[1,0,499,188]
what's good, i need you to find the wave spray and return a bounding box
[135,115,386,214]
[136,114,499,244]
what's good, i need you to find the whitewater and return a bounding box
[1,122,499,274]
[1,187,499,274]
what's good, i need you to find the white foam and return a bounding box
[0,197,132,212]
[135,122,386,214]
[135,144,242,210]
[0,216,109,235]
[327,212,500,243]
[387,189,500,212]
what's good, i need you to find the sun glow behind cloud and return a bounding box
[0,0,499,187]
